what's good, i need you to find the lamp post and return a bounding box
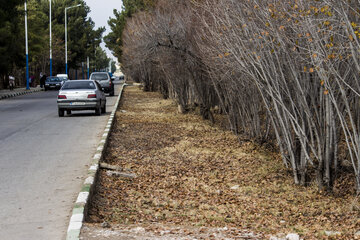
[65,4,81,75]
[24,0,30,90]
[87,56,89,79]
[94,47,96,72]
[49,0,52,77]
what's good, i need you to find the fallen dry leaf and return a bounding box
[87,85,359,240]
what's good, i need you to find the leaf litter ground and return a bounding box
[82,85,360,240]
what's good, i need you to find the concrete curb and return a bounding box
[0,88,44,100]
[65,84,126,240]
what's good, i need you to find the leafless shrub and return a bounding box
[122,0,218,120]
[121,0,360,192]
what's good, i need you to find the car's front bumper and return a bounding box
[45,84,61,89]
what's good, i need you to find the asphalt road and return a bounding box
[0,81,122,240]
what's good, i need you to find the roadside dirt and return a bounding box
[82,85,360,239]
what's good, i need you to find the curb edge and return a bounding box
[0,88,44,100]
[65,83,126,240]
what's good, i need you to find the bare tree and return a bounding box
[121,0,360,192]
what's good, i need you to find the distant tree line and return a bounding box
[0,0,110,88]
[107,0,360,193]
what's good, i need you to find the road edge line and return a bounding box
[65,83,126,240]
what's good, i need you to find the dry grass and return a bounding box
[87,86,360,239]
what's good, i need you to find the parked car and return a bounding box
[57,80,106,117]
[45,76,62,90]
[56,74,69,86]
[89,72,114,96]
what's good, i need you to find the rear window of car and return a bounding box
[90,73,108,81]
[62,81,96,90]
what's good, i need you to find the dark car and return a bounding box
[56,74,69,86]
[89,72,114,96]
[45,76,62,90]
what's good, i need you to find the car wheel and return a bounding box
[101,101,106,113]
[67,110,71,115]
[44,87,47,91]
[95,103,101,116]
[110,89,114,96]
[58,109,64,117]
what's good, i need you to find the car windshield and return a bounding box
[91,73,108,81]
[46,77,61,82]
[62,81,96,90]
[58,77,68,81]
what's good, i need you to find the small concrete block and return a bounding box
[93,154,101,160]
[84,176,94,184]
[89,164,98,171]
[66,229,80,240]
[102,133,108,137]
[97,146,104,151]
[70,213,84,223]
[67,221,82,232]
[76,192,89,203]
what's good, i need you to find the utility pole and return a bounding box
[49,0,52,77]
[65,7,67,75]
[25,0,29,90]
[87,56,89,79]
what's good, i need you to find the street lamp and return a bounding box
[24,0,29,90]
[65,4,81,75]
[87,56,89,79]
[49,0,52,77]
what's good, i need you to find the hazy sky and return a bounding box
[84,0,123,60]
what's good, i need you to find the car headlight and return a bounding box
[45,84,49,86]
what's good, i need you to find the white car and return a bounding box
[57,80,106,117]
[56,74,69,86]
